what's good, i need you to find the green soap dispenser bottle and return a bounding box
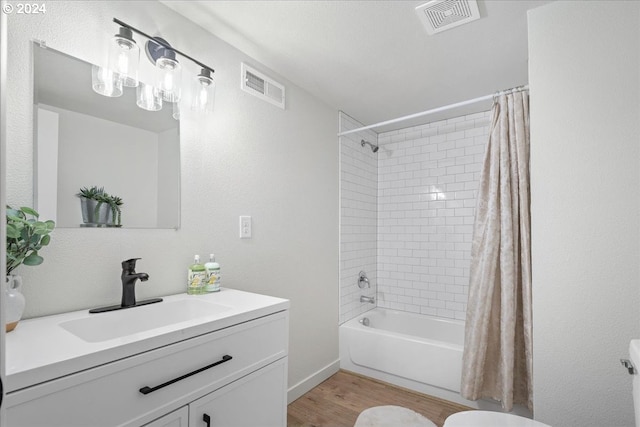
[204,253,221,292]
[188,255,206,295]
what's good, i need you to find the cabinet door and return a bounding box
[144,406,189,427]
[190,358,287,427]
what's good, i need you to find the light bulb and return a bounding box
[172,101,180,121]
[108,27,139,87]
[155,51,181,103]
[92,65,123,97]
[191,68,215,113]
[136,83,162,111]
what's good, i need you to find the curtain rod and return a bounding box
[337,85,529,137]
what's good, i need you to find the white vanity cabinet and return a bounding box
[188,358,287,427]
[144,407,189,427]
[145,358,287,427]
[4,291,289,427]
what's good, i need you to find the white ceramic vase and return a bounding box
[5,274,25,332]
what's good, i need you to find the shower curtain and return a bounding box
[460,89,532,411]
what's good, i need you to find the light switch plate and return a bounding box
[239,216,252,239]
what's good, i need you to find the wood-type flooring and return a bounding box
[287,370,472,427]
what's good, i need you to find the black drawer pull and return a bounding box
[203,413,211,427]
[139,355,232,395]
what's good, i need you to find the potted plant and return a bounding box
[77,186,107,225]
[77,186,123,227]
[107,195,124,227]
[5,206,55,331]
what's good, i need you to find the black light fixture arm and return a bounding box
[113,18,215,74]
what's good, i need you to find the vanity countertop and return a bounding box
[5,288,289,393]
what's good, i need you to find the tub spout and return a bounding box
[360,295,375,304]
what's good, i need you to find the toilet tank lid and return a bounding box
[630,339,640,368]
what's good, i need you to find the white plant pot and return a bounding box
[5,274,25,332]
[80,198,113,226]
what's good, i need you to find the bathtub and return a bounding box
[340,308,465,402]
[339,307,533,415]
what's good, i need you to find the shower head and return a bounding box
[361,139,379,153]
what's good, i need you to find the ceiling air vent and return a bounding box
[415,0,480,35]
[241,63,285,110]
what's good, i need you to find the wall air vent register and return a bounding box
[241,63,285,110]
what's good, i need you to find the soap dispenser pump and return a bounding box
[204,254,221,293]
[187,255,206,295]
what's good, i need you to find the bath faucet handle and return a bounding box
[358,271,370,288]
[122,258,141,273]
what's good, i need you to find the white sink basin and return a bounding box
[60,299,232,343]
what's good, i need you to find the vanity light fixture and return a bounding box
[91,64,123,97]
[145,36,182,103]
[93,18,216,116]
[136,82,162,111]
[155,49,182,103]
[108,26,140,87]
[192,68,216,113]
[172,101,180,121]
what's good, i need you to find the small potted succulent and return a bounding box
[106,195,123,227]
[5,206,55,331]
[77,186,123,227]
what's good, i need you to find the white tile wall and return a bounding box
[376,111,490,320]
[339,112,377,324]
[339,110,490,324]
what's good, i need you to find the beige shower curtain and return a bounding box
[460,90,532,411]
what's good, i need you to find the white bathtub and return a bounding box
[339,307,533,415]
[340,308,465,402]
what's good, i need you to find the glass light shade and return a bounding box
[155,53,182,103]
[136,83,162,111]
[108,28,139,87]
[172,101,180,121]
[191,69,215,113]
[91,65,123,97]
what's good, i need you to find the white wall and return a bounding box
[5,0,338,399]
[157,127,180,228]
[1,7,8,426]
[377,112,489,320]
[35,108,59,223]
[339,111,490,324]
[51,105,160,228]
[529,1,640,426]
[339,112,377,323]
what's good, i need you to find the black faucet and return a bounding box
[89,258,163,313]
[121,258,150,307]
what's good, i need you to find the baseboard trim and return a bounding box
[287,359,340,404]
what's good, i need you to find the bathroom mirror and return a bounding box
[33,43,180,229]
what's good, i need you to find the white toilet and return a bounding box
[445,339,640,426]
[443,410,550,427]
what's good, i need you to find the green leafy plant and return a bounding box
[6,206,55,275]
[76,186,104,200]
[108,195,124,226]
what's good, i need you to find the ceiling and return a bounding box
[162,0,552,132]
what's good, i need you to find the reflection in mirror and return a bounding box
[33,42,181,229]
